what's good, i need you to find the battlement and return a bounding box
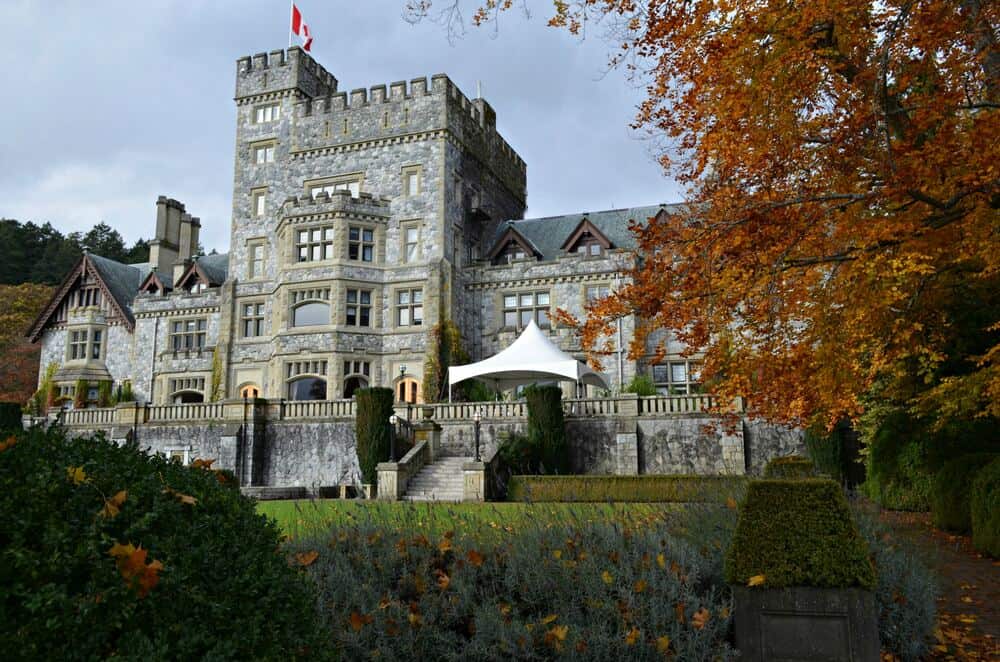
[235,46,337,100]
[281,190,392,215]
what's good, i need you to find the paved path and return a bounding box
[880,510,999,661]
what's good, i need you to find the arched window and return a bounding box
[288,376,326,401]
[239,384,261,399]
[397,377,421,404]
[344,376,368,399]
[292,301,329,327]
[173,391,204,404]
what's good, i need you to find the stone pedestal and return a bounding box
[413,419,442,462]
[462,461,486,502]
[732,586,879,662]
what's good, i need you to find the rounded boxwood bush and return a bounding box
[724,479,875,589]
[762,454,816,479]
[0,427,330,660]
[970,456,1000,557]
[930,452,997,533]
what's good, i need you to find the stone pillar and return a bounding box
[618,394,640,417]
[413,418,442,462]
[615,433,639,475]
[463,460,486,502]
[376,462,402,501]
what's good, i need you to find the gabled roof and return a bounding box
[139,270,173,293]
[486,225,541,262]
[27,252,146,342]
[175,253,230,290]
[560,217,614,251]
[489,204,683,262]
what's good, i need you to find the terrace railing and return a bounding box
[61,407,116,426]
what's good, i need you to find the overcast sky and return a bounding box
[0,1,681,252]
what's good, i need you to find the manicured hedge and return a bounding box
[0,426,329,659]
[724,479,876,589]
[507,474,747,503]
[525,385,568,474]
[930,453,997,533]
[970,457,1000,557]
[355,387,394,485]
[0,402,22,434]
[762,454,816,479]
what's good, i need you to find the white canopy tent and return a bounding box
[447,319,610,400]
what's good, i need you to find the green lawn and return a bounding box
[257,499,680,539]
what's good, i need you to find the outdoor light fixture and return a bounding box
[472,408,482,463]
[389,413,398,461]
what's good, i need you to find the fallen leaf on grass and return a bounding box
[100,490,128,518]
[349,611,373,631]
[748,574,766,587]
[624,627,640,646]
[692,608,711,630]
[656,635,671,653]
[294,550,319,567]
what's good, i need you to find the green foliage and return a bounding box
[623,374,658,396]
[724,479,876,589]
[463,380,500,402]
[804,420,864,486]
[931,453,997,533]
[97,380,113,408]
[355,387,394,485]
[762,454,815,479]
[117,380,135,404]
[0,403,22,433]
[30,362,58,415]
[423,319,469,403]
[73,379,88,409]
[507,475,747,503]
[525,385,567,474]
[970,457,1000,557]
[0,426,328,660]
[209,347,223,402]
[853,504,938,661]
[298,507,736,660]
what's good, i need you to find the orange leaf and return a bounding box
[162,486,197,506]
[67,466,88,485]
[349,611,373,632]
[540,614,558,625]
[101,490,128,519]
[691,608,710,630]
[438,537,453,553]
[656,553,666,569]
[625,627,640,646]
[726,496,738,510]
[674,602,686,624]
[634,579,648,593]
[0,435,17,452]
[466,549,484,567]
[295,550,319,567]
[601,570,614,585]
[656,635,671,653]
[190,458,215,469]
[748,574,766,587]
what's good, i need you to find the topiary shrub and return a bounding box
[762,454,816,479]
[0,402,22,433]
[0,426,329,659]
[931,452,997,533]
[355,387,394,486]
[525,385,567,474]
[805,420,865,486]
[725,479,876,589]
[623,374,658,396]
[970,457,1000,557]
[507,475,746,503]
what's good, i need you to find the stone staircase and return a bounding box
[402,456,471,502]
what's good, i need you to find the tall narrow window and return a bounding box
[345,289,372,327]
[90,330,102,359]
[402,166,421,197]
[396,289,423,327]
[403,226,419,262]
[242,303,265,337]
[68,330,88,360]
[248,242,265,278]
[252,190,267,217]
[348,227,374,262]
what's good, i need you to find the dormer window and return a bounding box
[561,218,613,257]
[574,233,603,256]
[494,240,527,265]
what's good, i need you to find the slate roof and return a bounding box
[87,253,147,319]
[194,253,229,285]
[492,203,684,261]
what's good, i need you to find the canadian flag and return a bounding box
[291,4,313,52]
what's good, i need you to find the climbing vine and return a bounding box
[422,319,469,403]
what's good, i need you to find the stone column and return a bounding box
[413,414,442,462]
[462,460,486,502]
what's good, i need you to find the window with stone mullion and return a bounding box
[502,291,550,330]
[68,330,88,360]
[396,289,423,326]
[242,303,265,337]
[170,319,207,351]
[348,227,374,262]
[346,289,372,327]
[296,226,334,262]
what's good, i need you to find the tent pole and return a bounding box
[448,383,452,402]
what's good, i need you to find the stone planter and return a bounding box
[732,586,878,662]
[362,483,374,500]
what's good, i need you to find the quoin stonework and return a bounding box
[26,47,802,492]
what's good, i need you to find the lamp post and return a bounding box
[399,364,412,422]
[472,408,482,463]
[389,413,398,462]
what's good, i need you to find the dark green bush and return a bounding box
[862,409,1000,511]
[762,454,816,479]
[622,375,658,396]
[930,453,997,532]
[852,503,938,661]
[507,475,746,503]
[355,386,394,485]
[0,427,329,660]
[724,479,876,589]
[805,420,864,486]
[525,385,568,474]
[0,402,22,434]
[970,457,1000,557]
[299,506,736,660]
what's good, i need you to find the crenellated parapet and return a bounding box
[278,190,392,226]
[235,46,338,101]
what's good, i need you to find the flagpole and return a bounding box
[288,0,293,48]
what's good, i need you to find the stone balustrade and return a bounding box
[50,393,743,429]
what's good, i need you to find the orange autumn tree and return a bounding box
[407,0,999,427]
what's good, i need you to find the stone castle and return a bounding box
[28,46,697,408]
